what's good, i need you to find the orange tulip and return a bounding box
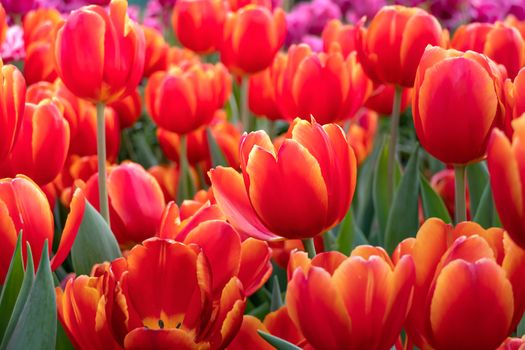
[107,89,142,129]
[276,44,372,124]
[487,115,525,250]
[23,8,62,45]
[57,237,246,349]
[83,162,166,247]
[394,218,525,350]
[322,19,357,58]
[209,118,357,240]
[364,83,412,115]
[356,5,447,87]
[0,4,6,44]
[452,22,525,79]
[0,175,85,283]
[172,0,227,54]
[286,248,415,350]
[506,67,525,124]
[55,155,98,206]
[506,14,525,41]
[347,108,378,165]
[227,0,271,11]
[413,46,506,164]
[146,62,231,135]
[5,100,70,185]
[148,164,179,202]
[221,5,286,75]
[54,0,145,103]
[0,60,25,160]
[142,25,169,78]
[248,53,285,121]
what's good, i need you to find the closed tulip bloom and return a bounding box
[0,175,85,284]
[487,115,525,250]
[394,218,525,350]
[505,15,525,41]
[431,169,471,219]
[275,44,372,124]
[55,155,98,206]
[0,5,7,44]
[84,162,166,246]
[356,5,447,87]
[209,118,357,240]
[286,248,415,350]
[221,5,286,75]
[0,60,25,160]
[322,19,357,58]
[413,46,506,164]
[364,84,412,115]
[227,0,272,11]
[248,53,285,121]
[23,8,62,45]
[54,0,145,103]
[498,336,525,350]
[505,67,525,123]
[148,164,179,202]
[347,109,378,165]
[146,62,231,135]
[142,25,169,78]
[452,22,525,78]
[172,0,227,54]
[107,89,142,129]
[6,100,70,185]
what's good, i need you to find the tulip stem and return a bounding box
[454,164,467,224]
[177,134,195,205]
[96,102,110,225]
[302,238,316,258]
[240,76,250,132]
[387,85,403,200]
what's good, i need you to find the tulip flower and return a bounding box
[107,89,142,129]
[209,118,357,253]
[142,25,169,78]
[394,218,525,350]
[55,155,98,206]
[0,175,85,284]
[248,53,285,121]
[364,84,412,116]
[322,19,357,58]
[431,169,471,219]
[505,14,525,40]
[172,0,227,54]
[347,109,378,165]
[57,237,246,349]
[0,5,7,44]
[227,0,272,11]
[275,44,372,124]
[505,67,525,125]
[83,162,166,247]
[452,22,525,79]
[413,46,506,222]
[4,100,70,185]
[0,60,25,161]
[148,164,179,202]
[286,248,415,350]
[487,115,525,250]
[498,336,525,349]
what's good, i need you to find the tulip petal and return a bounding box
[124,328,199,350]
[264,306,305,346]
[238,238,272,296]
[228,315,273,350]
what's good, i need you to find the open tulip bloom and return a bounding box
[3,0,525,348]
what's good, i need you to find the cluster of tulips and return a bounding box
[2,0,525,348]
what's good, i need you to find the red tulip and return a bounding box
[506,14,525,41]
[413,46,506,164]
[54,0,145,103]
[227,0,272,11]
[505,67,525,125]
[0,5,6,44]
[347,108,378,165]
[55,155,98,206]
[142,25,169,78]
[356,5,447,87]
[498,336,525,350]
[210,118,357,240]
[148,164,179,202]
[221,5,286,75]
[0,60,25,160]
[107,89,142,129]
[322,19,357,58]
[248,53,285,121]
[430,169,471,219]
[364,84,412,115]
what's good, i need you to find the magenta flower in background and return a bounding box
[1,0,36,15]
[286,0,340,46]
[0,25,24,62]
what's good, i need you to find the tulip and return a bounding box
[364,84,412,116]
[172,0,227,54]
[0,60,25,161]
[0,175,85,284]
[142,25,169,78]
[487,115,525,250]
[148,164,179,202]
[413,46,506,222]
[55,155,98,206]
[57,237,246,349]
[452,22,525,78]
[286,248,415,350]
[347,109,378,165]
[209,118,357,250]
[394,218,525,350]
[83,162,166,247]
[248,53,285,121]
[498,336,525,349]
[505,14,525,41]
[4,100,70,185]
[0,5,7,44]
[322,19,357,58]
[431,169,471,219]
[275,44,372,124]
[107,89,142,129]
[23,8,62,44]
[505,67,525,126]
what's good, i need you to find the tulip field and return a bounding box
[2,0,525,348]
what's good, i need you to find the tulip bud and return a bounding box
[0,60,25,160]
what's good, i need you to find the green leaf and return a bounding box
[258,331,301,350]
[0,234,24,340]
[248,302,269,320]
[467,162,488,216]
[337,209,368,255]
[384,146,420,253]
[473,182,499,228]
[206,128,228,167]
[0,244,34,347]
[71,201,122,275]
[55,319,74,350]
[373,137,401,237]
[4,241,56,350]
[270,276,283,312]
[419,173,452,223]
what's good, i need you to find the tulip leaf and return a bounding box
[337,209,369,255]
[0,234,24,341]
[384,146,420,253]
[0,244,34,348]
[248,302,269,320]
[373,136,402,237]
[419,173,452,223]
[258,331,302,350]
[71,201,122,275]
[270,276,283,312]
[4,241,56,350]
[206,128,228,167]
[467,162,488,216]
[55,320,74,350]
[473,182,500,228]
[355,154,376,238]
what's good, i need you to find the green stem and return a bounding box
[228,92,239,124]
[240,76,250,132]
[454,164,467,224]
[302,238,316,259]
[96,103,110,224]
[177,134,195,204]
[387,85,403,201]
